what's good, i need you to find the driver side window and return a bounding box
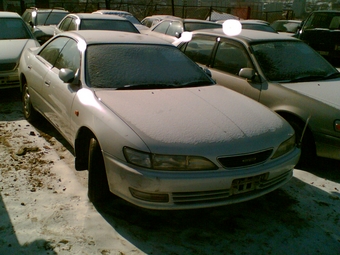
[39,37,70,66]
[212,41,253,75]
[54,39,80,73]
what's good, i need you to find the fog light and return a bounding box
[129,188,169,203]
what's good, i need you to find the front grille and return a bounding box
[0,62,17,72]
[217,149,273,168]
[173,189,231,204]
[171,170,292,205]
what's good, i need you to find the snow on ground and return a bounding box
[0,89,339,255]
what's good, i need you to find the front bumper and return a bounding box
[0,70,20,89]
[103,147,300,210]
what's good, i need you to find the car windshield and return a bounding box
[37,12,67,25]
[251,40,338,82]
[304,12,340,30]
[86,44,213,89]
[80,19,139,33]
[184,22,221,31]
[0,18,32,39]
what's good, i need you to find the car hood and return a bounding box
[94,86,289,154]
[0,39,32,62]
[281,80,340,110]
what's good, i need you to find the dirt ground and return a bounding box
[0,88,340,255]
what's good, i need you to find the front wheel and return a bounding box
[87,137,111,204]
[22,83,38,122]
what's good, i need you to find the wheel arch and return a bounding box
[74,126,97,171]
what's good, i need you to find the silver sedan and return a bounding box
[0,11,39,89]
[18,30,300,210]
[176,29,340,163]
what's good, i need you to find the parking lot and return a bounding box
[0,88,339,255]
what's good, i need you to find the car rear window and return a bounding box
[80,19,139,33]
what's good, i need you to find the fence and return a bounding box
[4,1,292,23]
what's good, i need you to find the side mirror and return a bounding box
[29,21,34,28]
[59,68,75,83]
[239,68,256,81]
[175,32,181,38]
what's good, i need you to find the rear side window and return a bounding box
[166,21,183,36]
[153,20,171,33]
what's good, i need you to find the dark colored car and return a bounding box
[22,7,69,44]
[295,10,340,66]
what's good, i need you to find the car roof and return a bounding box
[93,10,133,15]
[65,13,127,20]
[60,30,174,45]
[192,28,300,44]
[272,19,301,23]
[26,7,68,13]
[0,11,21,18]
[311,10,340,14]
[240,19,270,25]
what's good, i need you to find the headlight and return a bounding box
[123,147,218,170]
[271,134,296,159]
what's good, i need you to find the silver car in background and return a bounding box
[0,11,39,89]
[18,30,299,210]
[176,28,340,162]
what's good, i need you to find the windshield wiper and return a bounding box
[115,83,177,90]
[285,75,331,83]
[178,80,213,87]
[324,72,340,80]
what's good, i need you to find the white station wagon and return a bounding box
[18,30,300,210]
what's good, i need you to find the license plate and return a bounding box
[231,174,266,195]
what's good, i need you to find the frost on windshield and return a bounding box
[252,41,335,82]
[86,44,209,88]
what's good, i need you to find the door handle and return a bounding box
[44,80,51,86]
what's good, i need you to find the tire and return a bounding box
[22,83,38,122]
[87,137,111,204]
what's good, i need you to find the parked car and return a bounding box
[144,18,222,43]
[0,11,39,89]
[18,30,299,210]
[141,15,180,28]
[92,9,148,31]
[176,28,340,162]
[54,13,139,35]
[270,19,302,36]
[22,7,69,44]
[295,10,340,66]
[217,19,277,33]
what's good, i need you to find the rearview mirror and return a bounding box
[239,68,256,81]
[59,68,75,83]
